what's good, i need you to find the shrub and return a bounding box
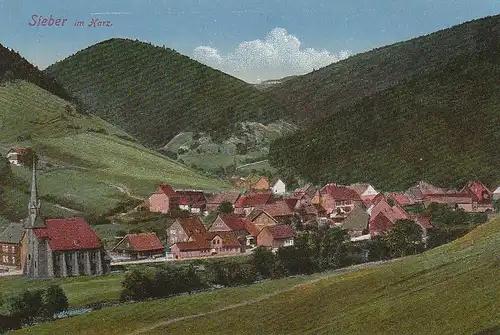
[42,285,68,318]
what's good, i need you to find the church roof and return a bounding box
[33,217,102,251]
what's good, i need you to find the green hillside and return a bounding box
[12,218,500,335]
[45,38,289,149]
[269,15,500,190]
[0,80,229,223]
[0,43,71,101]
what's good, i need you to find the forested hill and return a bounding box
[267,15,500,124]
[269,15,500,191]
[0,43,71,101]
[45,38,290,148]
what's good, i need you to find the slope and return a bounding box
[268,14,500,124]
[269,15,500,190]
[45,38,289,149]
[12,218,500,335]
[0,80,229,224]
[0,43,71,101]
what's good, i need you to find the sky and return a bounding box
[0,0,498,83]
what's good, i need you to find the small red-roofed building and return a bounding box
[257,225,295,251]
[250,177,270,191]
[460,181,494,212]
[166,217,207,247]
[209,213,255,247]
[233,191,273,216]
[246,209,278,232]
[6,147,33,166]
[148,184,180,214]
[111,233,164,260]
[205,192,241,212]
[254,201,295,224]
[170,231,243,259]
[369,212,394,236]
[176,190,207,215]
[313,184,363,221]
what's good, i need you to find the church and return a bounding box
[22,161,110,278]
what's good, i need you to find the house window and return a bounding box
[2,255,7,263]
[1,245,7,253]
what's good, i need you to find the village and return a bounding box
[1,147,499,278]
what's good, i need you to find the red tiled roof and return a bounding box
[33,218,101,251]
[176,190,206,206]
[461,181,492,202]
[255,201,294,217]
[244,221,261,237]
[320,184,362,201]
[206,192,241,205]
[219,214,249,231]
[210,231,242,247]
[176,217,207,236]
[262,225,295,239]
[370,199,410,223]
[235,192,273,208]
[369,212,394,235]
[125,233,164,252]
[174,240,210,251]
[156,184,178,197]
[422,193,472,204]
[390,193,415,206]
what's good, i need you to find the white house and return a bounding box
[493,186,500,200]
[270,178,286,195]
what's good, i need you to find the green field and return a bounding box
[0,81,230,222]
[11,218,500,335]
[0,273,124,315]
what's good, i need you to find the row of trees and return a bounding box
[0,285,68,331]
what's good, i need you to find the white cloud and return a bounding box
[193,28,352,83]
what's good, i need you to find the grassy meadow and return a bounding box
[11,218,500,335]
[0,81,230,222]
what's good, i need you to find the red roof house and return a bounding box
[460,181,494,212]
[389,193,415,207]
[233,191,273,215]
[206,192,241,212]
[111,232,164,260]
[149,184,180,214]
[313,184,363,219]
[166,217,207,246]
[257,224,295,249]
[176,190,207,214]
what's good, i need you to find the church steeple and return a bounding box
[25,158,45,228]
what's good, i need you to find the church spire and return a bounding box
[25,158,44,228]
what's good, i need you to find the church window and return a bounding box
[28,254,31,260]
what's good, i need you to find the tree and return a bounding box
[251,247,275,279]
[42,285,68,318]
[383,219,424,257]
[217,201,233,214]
[7,289,44,323]
[494,199,500,213]
[120,267,156,301]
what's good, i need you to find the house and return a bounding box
[460,181,494,212]
[0,223,25,270]
[254,200,295,224]
[340,206,370,237]
[257,225,295,251]
[422,193,473,211]
[205,192,241,212]
[246,209,278,232]
[148,184,179,214]
[270,178,286,195]
[110,233,164,260]
[208,213,255,247]
[6,147,32,166]
[233,191,273,216]
[363,193,385,208]
[170,231,243,259]
[176,190,207,215]
[369,212,395,236]
[22,162,109,278]
[312,184,363,221]
[349,183,379,202]
[166,216,207,246]
[250,177,270,191]
[493,186,500,200]
[294,183,317,198]
[407,181,445,202]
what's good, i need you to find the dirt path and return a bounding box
[126,261,389,335]
[104,182,144,200]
